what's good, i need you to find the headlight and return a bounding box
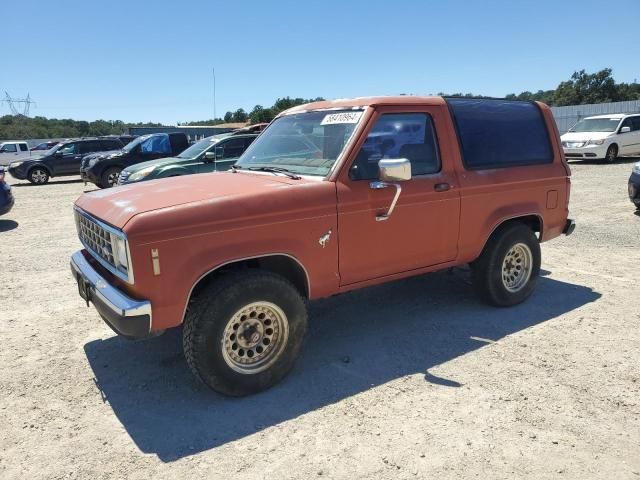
[88,157,101,167]
[110,233,130,275]
[633,164,640,175]
[9,161,23,168]
[587,139,606,146]
[128,166,155,182]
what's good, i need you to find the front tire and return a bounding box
[100,167,122,188]
[183,270,308,396]
[605,144,618,163]
[471,223,541,307]
[27,167,49,185]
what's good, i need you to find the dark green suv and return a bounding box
[117,133,258,185]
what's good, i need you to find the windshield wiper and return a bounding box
[245,166,301,180]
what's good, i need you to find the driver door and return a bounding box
[336,106,461,285]
[55,142,83,175]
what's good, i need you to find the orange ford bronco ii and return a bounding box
[71,96,574,395]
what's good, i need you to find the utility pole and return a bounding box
[212,67,217,122]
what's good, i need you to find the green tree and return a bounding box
[231,108,248,123]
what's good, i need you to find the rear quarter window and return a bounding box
[447,98,553,170]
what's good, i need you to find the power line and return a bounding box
[3,92,36,116]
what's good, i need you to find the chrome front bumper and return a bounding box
[70,250,152,338]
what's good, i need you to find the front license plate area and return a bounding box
[77,274,92,306]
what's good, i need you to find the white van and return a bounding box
[0,141,31,166]
[561,114,640,162]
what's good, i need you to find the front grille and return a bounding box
[75,211,116,269]
[118,170,130,184]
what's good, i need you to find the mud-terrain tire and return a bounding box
[605,144,618,163]
[183,270,308,396]
[100,167,122,188]
[27,167,49,185]
[471,223,541,307]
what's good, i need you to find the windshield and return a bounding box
[236,109,363,176]
[177,136,219,159]
[569,118,621,133]
[123,133,171,154]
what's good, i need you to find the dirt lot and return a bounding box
[1,159,639,479]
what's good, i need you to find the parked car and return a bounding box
[0,167,14,216]
[30,141,59,151]
[118,133,258,185]
[80,132,189,188]
[561,113,640,162]
[629,162,640,210]
[0,141,31,166]
[70,96,574,396]
[229,123,269,135]
[7,137,124,185]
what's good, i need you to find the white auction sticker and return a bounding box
[320,111,363,125]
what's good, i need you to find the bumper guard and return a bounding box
[70,250,151,338]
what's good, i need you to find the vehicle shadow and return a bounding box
[0,219,18,232]
[84,269,600,462]
[11,178,84,187]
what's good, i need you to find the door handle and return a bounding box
[434,182,451,192]
[370,181,403,221]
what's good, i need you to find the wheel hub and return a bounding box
[221,301,289,374]
[501,243,533,293]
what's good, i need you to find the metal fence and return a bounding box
[551,100,640,134]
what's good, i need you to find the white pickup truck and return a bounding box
[0,141,32,166]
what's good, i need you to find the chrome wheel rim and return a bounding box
[31,169,47,183]
[501,243,533,293]
[606,147,616,162]
[221,301,289,374]
[107,171,120,186]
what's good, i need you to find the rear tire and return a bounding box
[471,223,541,307]
[183,270,308,396]
[101,167,122,188]
[605,144,618,163]
[27,167,49,185]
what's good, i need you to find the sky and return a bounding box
[2,0,639,124]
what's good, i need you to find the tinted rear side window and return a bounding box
[102,140,123,150]
[447,98,553,170]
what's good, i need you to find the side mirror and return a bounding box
[204,151,216,161]
[55,151,64,157]
[620,126,631,134]
[378,158,411,182]
[368,158,411,222]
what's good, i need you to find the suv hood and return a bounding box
[75,171,300,229]
[561,131,611,142]
[123,156,184,174]
[84,149,125,161]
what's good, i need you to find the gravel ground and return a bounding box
[0,159,639,479]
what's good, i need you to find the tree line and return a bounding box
[180,96,325,126]
[0,117,163,141]
[1,69,638,140]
